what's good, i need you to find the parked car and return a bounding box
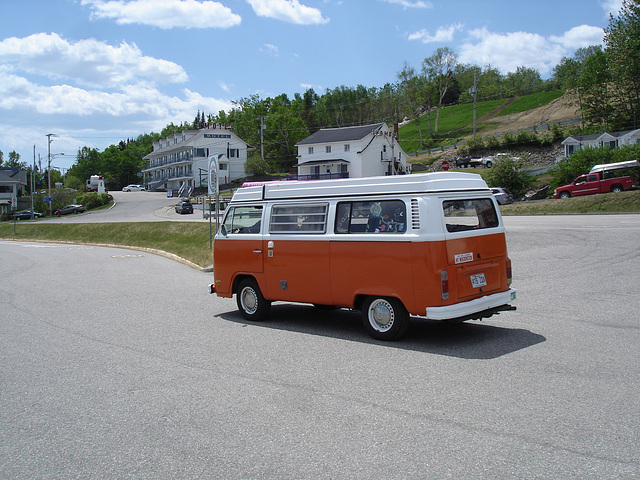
[175,199,194,214]
[12,210,45,220]
[491,188,514,205]
[122,184,145,192]
[57,204,87,215]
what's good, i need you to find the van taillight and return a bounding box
[506,258,513,286]
[440,270,449,300]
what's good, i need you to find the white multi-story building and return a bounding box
[143,126,252,195]
[294,123,410,180]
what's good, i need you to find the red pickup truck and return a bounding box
[553,160,639,199]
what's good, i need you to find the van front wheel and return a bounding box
[237,278,271,321]
[361,296,409,341]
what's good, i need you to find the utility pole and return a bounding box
[472,72,477,137]
[260,116,265,162]
[31,145,35,217]
[46,133,56,216]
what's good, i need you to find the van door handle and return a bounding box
[253,250,262,254]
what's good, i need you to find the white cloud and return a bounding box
[408,23,463,44]
[549,25,604,50]
[0,33,188,88]
[0,70,234,166]
[380,0,432,8]
[459,28,570,77]
[0,70,229,120]
[600,0,623,17]
[246,0,329,25]
[261,43,280,56]
[81,0,241,29]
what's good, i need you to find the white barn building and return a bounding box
[294,123,410,180]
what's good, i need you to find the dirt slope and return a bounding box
[409,93,580,169]
[477,92,580,136]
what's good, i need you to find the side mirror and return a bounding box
[219,224,228,237]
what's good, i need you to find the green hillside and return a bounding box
[398,90,567,153]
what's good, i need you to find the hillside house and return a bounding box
[294,123,410,180]
[143,126,253,195]
[562,129,640,157]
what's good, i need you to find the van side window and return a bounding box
[443,199,498,232]
[224,205,263,234]
[269,203,329,233]
[335,200,406,234]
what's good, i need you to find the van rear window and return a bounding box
[443,199,498,232]
[335,200,406,234]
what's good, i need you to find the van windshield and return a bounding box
[443,199,498,232]
[223,205,263,234]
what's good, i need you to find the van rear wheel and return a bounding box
[237,278,271,321]
[361,296,409,341]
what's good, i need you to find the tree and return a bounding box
[576,50,613,128]
[422,47,458,135]
[604,0,640,128]
[484,156,532,198]
[505,66,543,96]
[5,151,27,169]
[397,61,431,143]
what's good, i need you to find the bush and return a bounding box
[466,136,485,150]
[76,192,111,210]
[484,155,533,198]
[501,132,516,146]
[485,135,500,149]
[244,156,270,176]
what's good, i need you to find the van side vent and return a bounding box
[411,199,420,229]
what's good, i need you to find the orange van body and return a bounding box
[211,173,516,340]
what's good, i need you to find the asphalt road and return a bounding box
[1,214,639,479]
[38,191,213,223]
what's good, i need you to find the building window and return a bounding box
[344,144,350,152]
[308,147,314,154]
[326,145,332,153]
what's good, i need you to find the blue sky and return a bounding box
[0,0,620,171]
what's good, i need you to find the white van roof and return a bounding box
[589,160,640,173]
[231,172,490,202]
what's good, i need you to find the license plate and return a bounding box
[470,273,487,288]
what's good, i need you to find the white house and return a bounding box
[561,129,640,157]
[0,167,27,217]
[143,126,253,195]
[294,123,410,180]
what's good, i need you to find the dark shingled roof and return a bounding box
[296,123,384,145]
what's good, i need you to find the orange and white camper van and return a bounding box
[210,172,516,340]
